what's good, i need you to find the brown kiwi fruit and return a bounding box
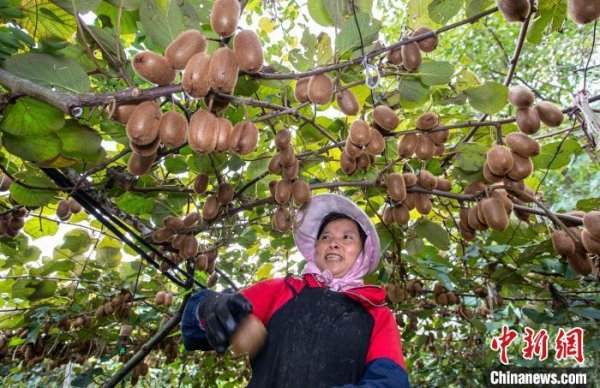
[202,195,220,221]
[373,105,399,132]
[278,146,296,167]
[183,212,200,227]
[130,136,161,157]
[567,251,592,275]
[382,206,394,225]
[552,230,576,257]
[268,153,283,174]
[272,207,291,232]
[217,183,234,204]
[483,163,504,183]
[291,180,311,205]
[387,48,402,65]
[294,77,310,103]
[282,158,299,180]
[181,235,199,259]
[182,52,211,98]
[56,200,71,221]
[340,151,357,175]
[196,253,209,271]
[127,152,155,176]
[583,211,600,238]
[268,180,279,198]
[188,109,218,153]
[503,177,525,194]
[163,216,185,231]
[274,128,292,150]
[193,173,209,195]
[459,221,476,241]
[415,193,432,215]
[507,151,533,181]
[568,227,587,254]
[563,210,586,227]
[436,178,452,192]
[401,42,422,71]
[210,0,240,37]
[415,112,439,131]
[486,145,514,176]
[498,0,531,22]
[459,207,471,227]
[414,134,436,160]
[404,192,417,210]
[215,117,234,152]
[392,204,410,225]
[387,173,407,202]
[464,181,486,195]
[412,26,438,52]
[159,111,188,147]
[467,206,487,231]
[233,30,263,73]
[436,293,449,306]
[581,229,600,254]
[429,126,449,145]
[446,292,458,305]
[490,188,513,213]
[505,132,540,158]
[165,30,207,70]
[164,292,173,306]
[356,152,371,171]
[403,172,418,187]
[131,51,176,85]
[208,47,239,94]
[307,74,334,105]
[433,143,445,157]
[229,120,259,155]
[336,89,360,116]
[349,120,372,147]
[397,133,418,158]
[230,315,267,358]
[365,128,386,155]
[275,179,292,204]
[516,107,541,134]
[513,207,531,222]
[418,170,437,190]
[508,85,535,108]
[113,104,138,124]
[68,198,82,214]
[126,101,162,146]
[536,101,564,127]
[344,139,363,158]
[568,0,600,24]
[480,198,509,231]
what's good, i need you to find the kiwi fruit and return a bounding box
[433,143,445,157]
[278,146,296,167]
[272,207,291,232]
[480,198,509,231]
[268,153,283,174]
[165,30,207,70]
[516,107,541,134]
[294,77,310,103]
[490,188,513,213]
[126,101,162,145]
[340,151,357,175]
[387,173,407,202]
[387,47,402,65]
[503,177,525,194]
[275,179,292,204]
[229,121,259,155]
[196,254,209,271]
[567,251,592,275]
[568,227,587,254]
[436,178,452,192]
[446,292,458,305]
[459,207,470,226]
[536,101,564,127]
[552,230,576,257]
[215,117,234,152]
[307,74,334,105]
[508,85,534,108]
[292,180,311,205]
[127,152,155,176]
[458,221,476,241]
[507,151,533,181]
[583,211,600,238]
[355,152,372,171]
[486,145,514,176]
[182,52,212,98]
[436,293,449,306]
[193,173,209,195]
[202,195,220,221]
[464,181,486,195]
[392,204,410,225]
[274,128,292,150]
[415,193,432,215]
[401,42,422,71]
[113,104,138,124]
[373,105,399,132]
[209,47,239,94]
[231,315,267,357]
[568,0,600,24]
[344,139,363,159]
[268,180,278,198]
[217,183,234,204]
[418,170,437,190]
[132,51,176,85]
[498,0,531,22]
[429,126,449,145]
[414,134,436,160]
[365,128,386,156]
[282,158,300,180]
[415,112,439,131]
[336,89,360,116]
[505,132,540,158]
[412,26,438,52]
[130,136,161,157]
[188,109,218,153]
[233,30,264,73]
[183,212,200,227]
[158,111,188,147]
[403,192,416,210]
[181,235,199,259]
[581,229,600,254]
[68,198,82,214]
[397,133,418,158]
[163,216,185,232]
[483,163,504,183]
[210,0,240,37]
[403,172,418,187]
[57,199,71,221]
[467,206,487,231]
[382,206,394,225]
[563,210,586,227]
[349,120,372,147]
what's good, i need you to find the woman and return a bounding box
[182,194,410,387]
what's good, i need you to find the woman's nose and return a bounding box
[329,239,340,249]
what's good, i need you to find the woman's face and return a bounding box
[315,218,363,278]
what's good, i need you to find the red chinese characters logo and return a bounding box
[490,325,518,365]
[522,327,549,361]
[555,327,584,363]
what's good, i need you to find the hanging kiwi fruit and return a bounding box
[397,133,418,158]
[182,52,212,98]
[193,173,209,195]
[56,199,71,221]
[412,27,438,52]
[372,105,399,133]
[215,117,234,152]
[516,107,541,134]
[217,183,235,205]
[208,47,239,94]
[386,173,407,202]
[536,101,564,127]
[418,170,437,191]
[210,0,241,38]
[274,179,292,204]
[552,230,576,257]
[568,0,600,25]
[365,129,386,155]
[336,89,360,116]
[401,42,422,71]
[387,48,402,65]
[415,112,439,131]
[294,77,310,103]
[158,111,188,147]
[188,109,218,153]
[229,121,259,155]
[505,132,540,158]
[349,120,372,147]
[165,30,207,70]
[508,85,535,108]
[126,101,162,146]
[127,152,156,176]
[307,73,334,105]
[414,134,436,161]
[113,104,138,124]
[272,207,292,232]
[291,180,311,205]
[202,195,220,221]
[233,30,264,73]
[497,0,531,22]
[130,135,161,157]
[131,51,176,85]
[583,211,600,238]
[486,145,514,176]
[340,151,357,175]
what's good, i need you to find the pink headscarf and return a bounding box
[302,250,371,292]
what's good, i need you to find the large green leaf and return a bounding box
[415,220,450,250]
[2,132,62,162]
[139,0,185,50]
[428,0,462,24]
[28,280,58,301]
[532,139,581,170]
[464,82,508,115]
[60,229,92,254]
[9,174,57,207]
[3,53,90,93]
[418,61,455,86]
[56,120,103,161]
[308,0,334,26]
[53,0,101,14]
[0,97,64,136]
[397,77,430,103]
[454,142,487,172]
[335,12,381,55]
[24,217,59,238]
[19,0,77,41]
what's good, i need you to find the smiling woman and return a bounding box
[182,194,410,387]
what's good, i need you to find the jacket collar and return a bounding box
[303,273,386,308]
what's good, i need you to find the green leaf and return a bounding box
[2,132,62,162]
[139,0,185,50]
[3,53,90,93]
[428,0,462,24]
[570,307,600,320]
[454,142,487,172]
[418,61,454,86]
[60,229,92,254]
[398,77,430,103]
[24,217,59,239]
[164,156,188,174]
[415,220,450,250]
[56,120,103,161]
[463,82,508,115]
[41,260,75,275]
[335,12,381,55]
[20,0,77,41]
[532,139,580,170]
[576,198,600,212]
[96,246,122,268]
[28,280,58,301]
[53,0,102,14]
[9,174,56,207]
[0,97,64,136]
[115,192,156,214]
[324,0,351,27]
[308,0,334,26]
[465,0,494,17]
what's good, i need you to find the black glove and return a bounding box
[198,291,253,354]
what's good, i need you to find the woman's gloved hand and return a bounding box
[198,291,253,354]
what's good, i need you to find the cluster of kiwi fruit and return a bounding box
[433,283,459,306]
[202,183,235,222]
[152,213,200,257]
[155,291,174,306]
[130,360,150,385]
[95,291,134,320]
[341,117,387,174]
[387,26,439,71]
[509,86,564,135]
[57,314,93,331]
[397,112,448,161]
[385,279,424,304]
[483,132,539,184]
[56,197,83,221]
[458,187,514,240]
[552,210,600,275]
[158,336,181,364]
[294,73,334,105]
[0,207,27,238]
[568,0,600,25]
